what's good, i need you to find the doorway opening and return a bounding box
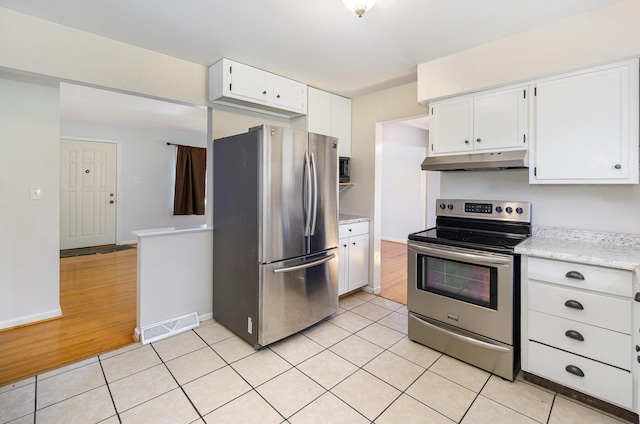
[377,115,440,305]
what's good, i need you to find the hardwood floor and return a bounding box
[0,248,137,387]
[0,242,404,387]
[380,240,407,305]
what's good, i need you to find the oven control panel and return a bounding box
[437,199,531,223]
[464,203,493,214]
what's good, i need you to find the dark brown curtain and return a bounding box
[173,145,207,215]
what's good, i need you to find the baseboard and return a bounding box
[523,371,638,424]
[0,308,63,331]
[199,312,213,322]
[381,237,408,244]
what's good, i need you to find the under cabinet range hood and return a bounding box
[421,150,529,172]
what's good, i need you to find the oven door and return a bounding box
[407,240,515,344]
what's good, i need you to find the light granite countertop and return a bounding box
[515,227,640,271]
[339,214,369,225]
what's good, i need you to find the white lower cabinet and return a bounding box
[522,256,634,410]
[528,342,633,409]
[338,221,369,296]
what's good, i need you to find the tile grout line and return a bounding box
[189,327,288,422]
[97,355,122,424]
[347,296,461,423]
[32,376,37,424]
[149,339,207,423]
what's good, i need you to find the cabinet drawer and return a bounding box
[339,221,369,238]
[528,281,631,333]
[528,341,633,409]
[528,310,631,370]
[527,257,632,297]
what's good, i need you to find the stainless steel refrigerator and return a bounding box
[213,124,339,348]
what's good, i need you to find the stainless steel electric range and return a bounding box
[407,199,532,381]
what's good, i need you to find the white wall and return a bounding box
[0,7,206,106]
[0,72,61,329]
[381,122,431,242]
[61,121,208,244]
[344,83,430,291]
[418,0,640,101]
[135,228,213,330]
[441,170,640,234]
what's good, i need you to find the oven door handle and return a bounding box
[409,244,512,265]
[409,314,510,353]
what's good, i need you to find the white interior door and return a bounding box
[60,139,117,250]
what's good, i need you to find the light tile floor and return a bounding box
[0,291,634,424]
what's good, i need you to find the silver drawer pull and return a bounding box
[565,271,585,280]
[565,365,585,377]
[565,330,584,342]
[564,299,584,310]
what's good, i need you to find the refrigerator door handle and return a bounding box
[310,152,318,236]
[272,254,336,274]
[303,151,312,237]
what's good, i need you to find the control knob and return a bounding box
[505,206,513,214]
[447,204,454,210]
[495,206,503,213]
[516,207,524,215]
[439,203,446,210]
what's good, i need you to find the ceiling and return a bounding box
[0,0,622,98]
[2,1,622,133]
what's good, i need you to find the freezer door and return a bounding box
[259,125,309,263]
[258,249,338,347]
[308,133,339,254]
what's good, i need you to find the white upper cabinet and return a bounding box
[331,94,352,158]
[272,75,307,112]
[429,96,473,154]
[307,87,352,157]
[307,87,332,135]
[209,58,307,117]
[429,85,528,155]
[530,60,639,184]
[226,60,270,105]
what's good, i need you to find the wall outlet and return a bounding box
[132,177,141,184]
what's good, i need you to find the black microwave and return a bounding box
[339,157,350,183]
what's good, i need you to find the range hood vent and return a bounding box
[421,150,529,172]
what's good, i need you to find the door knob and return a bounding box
[110,193,114,197]
[109,200,114,204]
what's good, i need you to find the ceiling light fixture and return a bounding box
[341,0,376,18]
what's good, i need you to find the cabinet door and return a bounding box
[272,75,307,114]
[307,87,332,136]
[430,97,473,154]
[228,61,270,104]
[347,233,369,291]
[534,63,634,182]
[473,87,527,151]
[338,239,349,295]
[332,95,352,157]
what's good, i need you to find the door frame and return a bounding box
[60,136,120,248]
